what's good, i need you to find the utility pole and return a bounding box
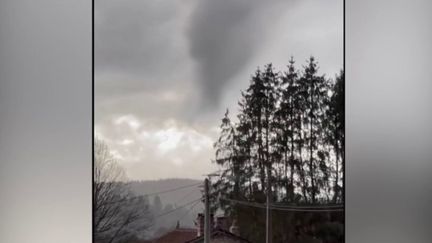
[266,165,272,243]
[204,178,210,243]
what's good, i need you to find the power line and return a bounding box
[271,206,344,212]
[222,198,344,209]
[221,198,344,212]
[271,202,344,209]
[155,197,203,219]
[103,182,202,205]
[176,200,202,224]
[143,182,202,197]
[173,187,199,206]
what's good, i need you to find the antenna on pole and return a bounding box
[266,164,272,243]
[201,171,219,243]
[204,178,211,243]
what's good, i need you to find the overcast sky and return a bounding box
[95,0,343,180]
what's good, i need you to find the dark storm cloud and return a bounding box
[94,0,343,180]
[95,0,341,120]
[188,0,293,109]
[96,0,175,73]
[94,0,198,125]
[95,0,193,98]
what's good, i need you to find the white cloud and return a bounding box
[96,116,217,179]
[114,114,141,130]
[120,139,134,145]
[155,128,184,154]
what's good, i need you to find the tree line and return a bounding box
[212,56,344,242]
[94,138,152,243]
[94,139,201,242]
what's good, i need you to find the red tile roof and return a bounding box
[146,228,197,243]
[185,228,251,243]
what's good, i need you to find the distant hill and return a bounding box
[128,178,204,239]
[129,178,203,208]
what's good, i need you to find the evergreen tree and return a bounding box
[213,109,242,216]
[211,57,344,243]
[300,56,330,203]
[245,68,267,193]
[276,56,299,202]
[327,70,345,203]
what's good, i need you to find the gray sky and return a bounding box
[95,0,343,180]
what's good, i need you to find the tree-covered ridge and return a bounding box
[212,57,344,243]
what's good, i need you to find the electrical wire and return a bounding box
[175,200,202,224]
[155,198,203,219]
[143,182,202,197]
[173,187,199,206]
[271,202,344,209]
[102,182,202,205]
[220,198,344,212]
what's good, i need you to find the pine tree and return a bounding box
[236,95,255,198]
[276,56,299,202]
[245,68,267,193]
[211,57,344,243]
[300,56,330,203]
[213,109,243,216]
[327,70,345,203]
[261,63,279,200]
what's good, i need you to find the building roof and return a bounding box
[147,228,197,243]
[185,228,251,243]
